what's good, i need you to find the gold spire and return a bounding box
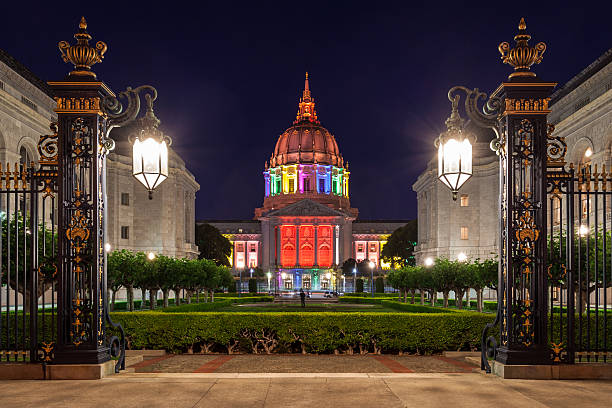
[295,72,319,124]
[498,18,546,79]
[58,17,108,78]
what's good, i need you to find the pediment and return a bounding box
[265,199,349,217]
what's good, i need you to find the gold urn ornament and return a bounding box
[58,17,107,78]
[498,18,546,79]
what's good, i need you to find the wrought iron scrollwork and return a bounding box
[102,85,158,136]
[546,123,567,167]
[447,86,503,136]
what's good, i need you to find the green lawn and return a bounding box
[216,302,400,313]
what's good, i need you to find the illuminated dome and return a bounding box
[255,73,356,218]
[269,73,344,167]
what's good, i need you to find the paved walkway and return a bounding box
[129,354,475,374]
[1,373,611,407]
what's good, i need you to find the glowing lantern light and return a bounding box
[457,252,468,262]
[424,257,434,267]
[129,92,172,199]
[148,252,156,260]
[436,95,474,200]
[578,224,589,237]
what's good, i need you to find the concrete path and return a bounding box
[1,372,611,407]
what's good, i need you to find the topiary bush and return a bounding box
[356,278,364,293]
[375,277,384,293]
[248,278,258,294]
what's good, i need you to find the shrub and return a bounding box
[110,311,496,354]
[356,278,364,293]
[375,277,384,293]
[248,278,257,294]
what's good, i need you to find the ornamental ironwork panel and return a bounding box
[547,159,612,363]
[0,125,59,364]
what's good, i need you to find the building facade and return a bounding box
[203,74,408,292]
[412,48,612,265]
[0,48,199,260]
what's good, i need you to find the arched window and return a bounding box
[19,146,30,171]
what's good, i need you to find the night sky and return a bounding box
[2,2,611,220]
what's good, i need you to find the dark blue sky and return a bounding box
[2,1,611,220]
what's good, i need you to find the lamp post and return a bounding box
[433,18,554,370]
[353,267,357,294]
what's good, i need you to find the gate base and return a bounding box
[489,361,612,380]
[1,361,117,380]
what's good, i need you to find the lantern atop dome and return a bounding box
[294,72,320,124]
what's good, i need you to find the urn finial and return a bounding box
[58,17,108,78]
[498,18,546,79]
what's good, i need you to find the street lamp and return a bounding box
[368,261,375,295]
[424,257,434,267]
[435,94,475,200]
[353,267,357,294]
[578,224,589,237]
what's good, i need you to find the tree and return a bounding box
[472,258,497,312]
[549,230,612,315]
[0,214,57,309]
[155,255,175,308]
[341,258,357,276]
[381,220,417,268]
[432,258,456,308]
[414,266,434,306]
[195,223,232,266]
[107,250,129,311]
[452,261,473,310]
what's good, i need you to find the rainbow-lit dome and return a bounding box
[255,73,355,218]
[269,73,344,168]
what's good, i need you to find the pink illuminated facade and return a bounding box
[201,74,409,292]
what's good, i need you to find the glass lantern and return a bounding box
[133,137,168,194]
[435,96,474,200]
[129,93,172,199]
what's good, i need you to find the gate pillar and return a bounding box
[494,55,557,363]
[48,19,112,364]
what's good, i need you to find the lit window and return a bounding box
[460,194,469,207]
[460,227,468,240]
[289,179,295,193]
[319,179,325,193]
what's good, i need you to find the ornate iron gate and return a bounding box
[0,124,124,370]
[547,131,612,363]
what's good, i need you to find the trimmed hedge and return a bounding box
[162,296,273,312]
[110,311,495,354]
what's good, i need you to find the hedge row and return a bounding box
[162,296,273,313]
[110,311,495,354]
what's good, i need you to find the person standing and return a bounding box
[300,288,306,308]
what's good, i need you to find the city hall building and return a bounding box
[203,74,408,291]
